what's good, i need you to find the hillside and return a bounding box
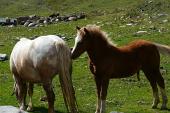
[0,0,170,113]
[1,0,168,17]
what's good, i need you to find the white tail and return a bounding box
[154,43,170,56]
[56,42,78,113]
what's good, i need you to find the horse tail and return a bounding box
[153,43,170,56]
[55,41,78,113]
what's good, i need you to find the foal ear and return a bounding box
[76,26,81,30]
[84,28,89,34]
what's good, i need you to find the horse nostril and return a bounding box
[70,47,73,51]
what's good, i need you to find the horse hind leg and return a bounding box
[143,70,160,109]
[155,71,168,110]
[14,75,27,110]
[27,83,34,111]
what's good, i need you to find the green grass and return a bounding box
[0,0,170,113]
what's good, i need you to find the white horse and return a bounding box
[10,35,78,113]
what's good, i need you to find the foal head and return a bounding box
[71,25,109,59]
[71,26,91,59]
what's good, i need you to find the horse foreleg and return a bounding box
[27,83,34,111]
[100,79,109,113]
[95,76,102,113]
[43,82,55,113]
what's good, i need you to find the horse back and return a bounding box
[90,40,160,78]
[10,35,67,82]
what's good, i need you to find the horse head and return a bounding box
[71,26,91,59]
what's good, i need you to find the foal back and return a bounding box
[106,40,161,78]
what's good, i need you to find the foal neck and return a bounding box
[86,35,118,63]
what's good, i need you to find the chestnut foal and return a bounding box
[71,25,170,113]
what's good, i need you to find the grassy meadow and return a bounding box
[0,0,170,113]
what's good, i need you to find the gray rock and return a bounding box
[68,16,77,21]
[28,23,36,27]
[23,21,31,27]
[110,111,124,113]
[0,106,28,113]
[136,31,147,34]
[0,54,8,61]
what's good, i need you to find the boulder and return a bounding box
[0,54,8,61]
[68,16,77,21]
[28,22,36,27]
[77,13,86,19]
[16,16,30,25]
[110,111,124,113]
[24,20,31,27]
[0,106,28,113]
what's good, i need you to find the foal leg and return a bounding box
[143,71,160,109]
[100,79,109,113]
[155,72,168,110]
[27,83,34,111]
[43,82,55,113]
[95,76,102,113]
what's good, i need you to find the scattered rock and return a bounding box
[16,16,30,25]
[126,23,133,26]
[23,20,31,27]
[0,54,8,61]
[68,16,77,21]
[1,12,86,27]
[136,31,147,34]
[110,111,124,113]
[157,13,168,18]
[162,19,168,23]
[28,22,36,27]
[0,106,28,113]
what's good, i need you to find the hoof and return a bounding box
[19,106,26,111]
[95,109,100,113]
[152,105,157,109]
[27,106,33,112]
[161,106,168,110]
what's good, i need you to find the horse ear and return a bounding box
[84,28,89,34]
[76,26,81,30]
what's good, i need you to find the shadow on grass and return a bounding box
[32,108,88,113]
[154,108,170,112]
[31,107,64,113]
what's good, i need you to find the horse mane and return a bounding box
[83,25,117,46]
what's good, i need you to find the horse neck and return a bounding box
[86,37,118,64]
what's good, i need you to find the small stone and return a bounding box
[28,23,36,27]
[136,31,147,34]
[0,106,28,113]
[68,16,77,21]
[0,54,8,61]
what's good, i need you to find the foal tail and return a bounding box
[56,42,78,113]
[154,43,170,56]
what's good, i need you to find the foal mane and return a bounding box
[83,25,116,46]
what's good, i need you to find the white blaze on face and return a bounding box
[72,32,82,54]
